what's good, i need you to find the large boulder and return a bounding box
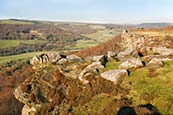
[152,47,173,56]
[148,58,164,68]
[100,69,128,84]
[78,62,104,84]
[118,47,136,58]
[118,58,144,70]
[143,55,165,63]
[66,54,83,62]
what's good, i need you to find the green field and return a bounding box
[20,40,47,45]
[0,52,39,64]
[75,40,98,49]
[0,40,47,49]
[83,29,121,43]
[0,40,20,49]
[121,61,173,114]
[0,19,34,24]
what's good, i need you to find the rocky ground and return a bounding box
[14,29,173,115]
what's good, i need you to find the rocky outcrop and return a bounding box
[118,58,144,70]
[30,52,66,68]
[79,62,104,84]
[101,69,128,84]
[14,29,173,115]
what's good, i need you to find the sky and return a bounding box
[0,0,173,24]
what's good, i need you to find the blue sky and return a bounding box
[0,0,173,24]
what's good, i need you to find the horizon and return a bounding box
[1,0,173,24]
[1,18,173,25]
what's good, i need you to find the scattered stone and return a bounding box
[152,47,173,56]
[118,58,144,70]
[143,55,164,63]
[148,58,164,68]
[100,69,128,84]
[118,47,136,58]
[66,54,83,62]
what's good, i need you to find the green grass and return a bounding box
[72,93,115,115]
[75,40,98,49]
[0,52,39,64]
[0,40,47,49]
[83,29,121,43]
[122,61,173,114]
[0,19,34,24]
[20,40,47,45]
[0,40,20,49]
[100,59,120,73]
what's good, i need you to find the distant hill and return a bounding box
[137,23,173,28]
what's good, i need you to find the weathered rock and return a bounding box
[30,53,49,65]
[121,30,138,48]
[66,54,83,62]
[30,52,66,68]
[57,58,68,65]
[92,55,108,66]
[101,69,128,84]
[78,62,104,84]
[107,51,117,58]
[118,58,144,70]
[118,47,136,58]
[152,47,173,56]
[22,105,31,115]
[48,52,65,63]
[143,55,164,63]
[148,58,164,68]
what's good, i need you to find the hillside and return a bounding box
[0,19,127,57]
[11,28,173,115]
[1,20,173,115]
[137,23,173,28]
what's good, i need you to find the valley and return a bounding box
[1,19,173,115]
